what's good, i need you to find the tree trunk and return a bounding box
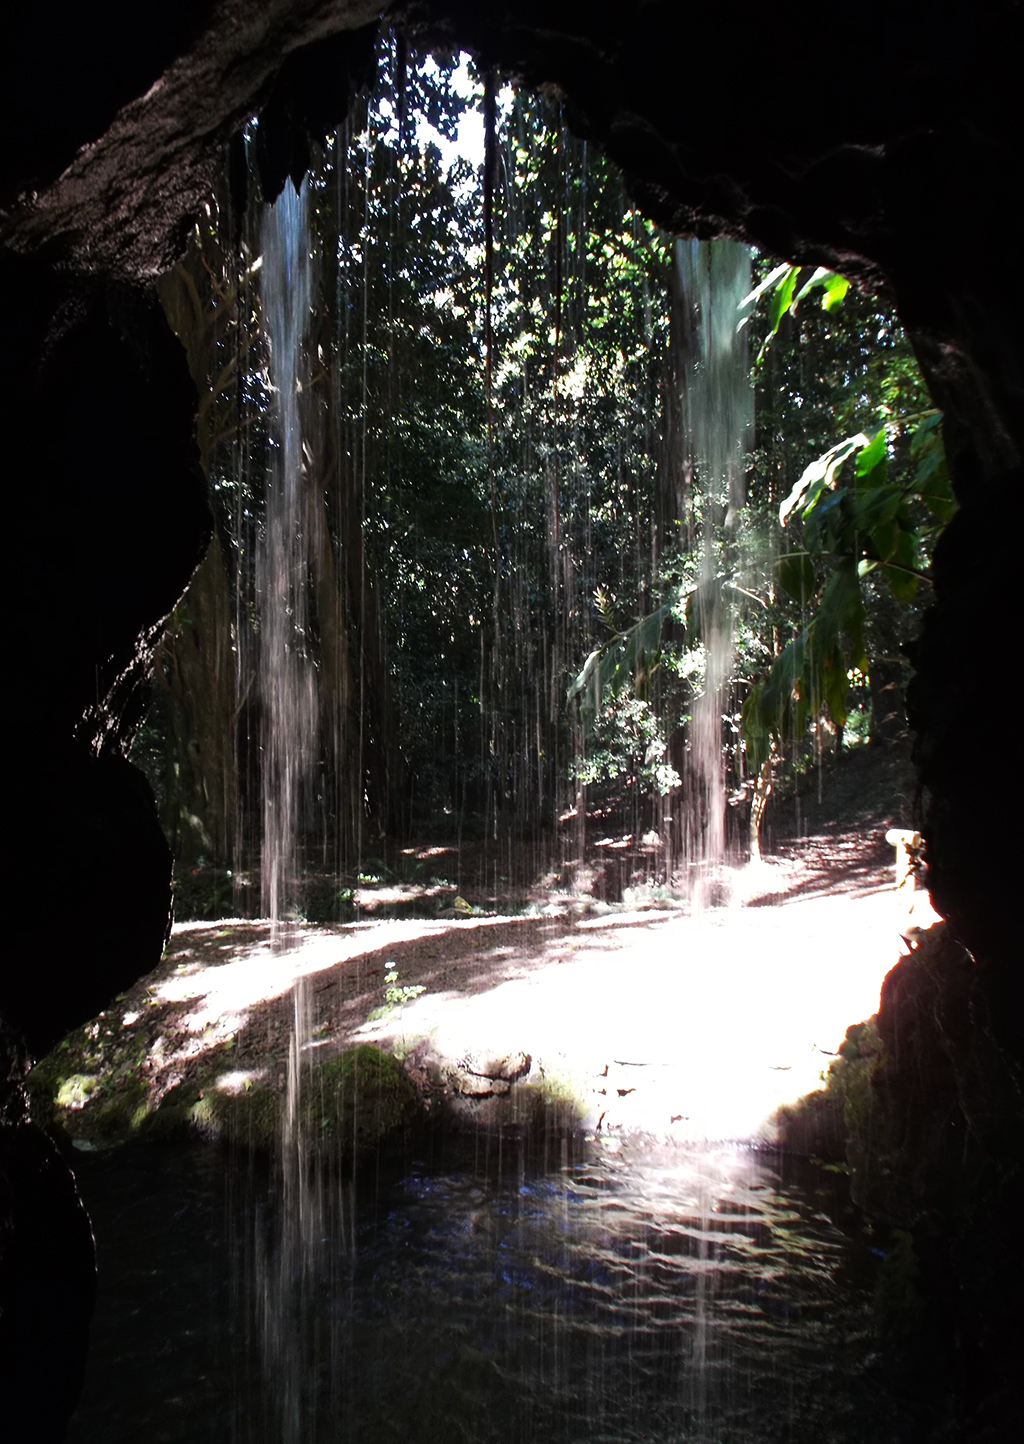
[153,533,236,868]
[748,752,774,863]
[309,478,361,861]
[869,656,906,744]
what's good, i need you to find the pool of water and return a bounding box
[66,1131,899,1443]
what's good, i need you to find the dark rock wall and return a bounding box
[0,2,382,276]
[1,258,210,1057]
[0,1048,97,1443]
[857,929,1022,1438]
[0,253,209,1441]
[777,926,1023,1437]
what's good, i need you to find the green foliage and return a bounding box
[743,407,954,764]
[568,242,952,826]
[742,263,851,361]
[733,251,957,771]
[571,693,681,796]
[367,963,426,1022]
[773,1018,880,1161]
[567,602,673,733]
[780,414,947,598]
[909,411,957,524]
[144,37,956,866]
[743,558,867,768]
[305,1045,418,1147]
[31,1007,416,1155]
[774,551,816,607]
[171,864,235,921]
[298,879,356,923]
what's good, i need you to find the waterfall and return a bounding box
[678,239,752,899]
[258,180,318,942]
[255,183,346,1440]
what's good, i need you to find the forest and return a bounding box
[138,42,948,923]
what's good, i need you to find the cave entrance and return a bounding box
[140,40,939,933]
[42,36,947,1442]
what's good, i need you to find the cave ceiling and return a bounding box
[0,3,1010,283]
[3,1,1019,484]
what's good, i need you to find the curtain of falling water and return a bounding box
[258,181,317,941]
[255,178,322,1437]
[678,240,752,897]
[256,975,331,1443]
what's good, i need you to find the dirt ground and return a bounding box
[36,742,929,1150]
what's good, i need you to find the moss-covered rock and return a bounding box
[26,1049,90,1134]
[776,923,1024,1432]
[300,1045,418,1151]
[88,1075,152,1141]
[773,1084,845,1160]
[160,1045,418,1155]
[507,1074,585,1133]
[774,1018,881,1162]
[29,1032,418,1160]
[28,1057,154,1148]
[142,1078,285,1149]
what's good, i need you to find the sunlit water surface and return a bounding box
[66,1134,900,1443]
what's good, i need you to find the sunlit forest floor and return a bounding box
[49,741,930,1151]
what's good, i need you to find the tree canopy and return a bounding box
[133,35,947,912]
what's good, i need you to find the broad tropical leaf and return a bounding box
[854,426,887,484]
[742,262,851,362]
[793,266,850,313]
[774,552,816,606]
[780,434,867,524]
[567,602,674,732]
[742,559,865,766]
[910,413,956,523]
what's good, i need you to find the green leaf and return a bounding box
[792,266,830,307]
[908,410,943,450]
[743,630,810,767]
[849,485,902,547]
[882,528,921,602]
[820,273,850,311]
[793,267,850,315]
[909,413,956,523]
[568,602,674,733]
[822,645,850,729]
[740,688,772,772]
[684,577,727,643]
[745,262,850,364]
[739,262,793,314]
[812,557,867,676]
[917,469,956,524]
[768,267,800,336]
[566,646,602,704]
[869,517,899,561]
[803,487,851,555]
[854,427,887,483]
[780,434,868,525]
[774,552,817,607]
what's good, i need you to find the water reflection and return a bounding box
[68,1134,896,1443]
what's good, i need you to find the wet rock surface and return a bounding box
[0,1036,96,1443]
[776,923,1024,1439]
